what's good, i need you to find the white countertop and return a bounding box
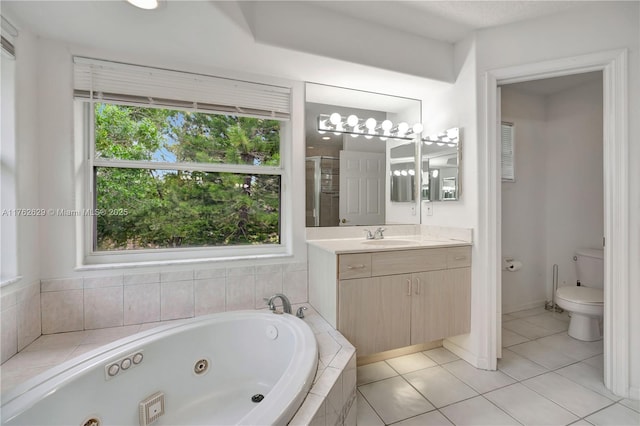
[307,235,471,254]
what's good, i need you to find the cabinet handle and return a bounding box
[415,277,421,295]
[347,264,366,270]
[454,256,466,261]
[406,279,412,296]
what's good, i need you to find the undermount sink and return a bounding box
[361,239,417,246]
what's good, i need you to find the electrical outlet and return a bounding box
[425,203,433,216]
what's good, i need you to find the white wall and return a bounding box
[472,1,639,397]
[501,79,604,314]
[500,88,549,313]
[545,79,604,292]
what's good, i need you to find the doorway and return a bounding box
[482,50,630,397]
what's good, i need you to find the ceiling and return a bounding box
[4,1,596,46]
[307,1,587,43]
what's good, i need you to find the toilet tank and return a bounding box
[575,248,604,288]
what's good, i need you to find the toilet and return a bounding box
[555,248,604,342]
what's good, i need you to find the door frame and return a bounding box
[481,49,629,396]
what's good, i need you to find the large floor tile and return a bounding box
[555,361,621,401]
[440,396,520,426]
[357,361,398,386]
[358,376,435,424]
[423,347,460,365]
[443,360,515,394]
[385,352,437,375]
[536,332,603,361]
[508,340,577,370]
[498,348,548,381]
[403,366,478,408]
[619,398,640,413]
[522,372,614,417]
[507,306,548,318]
[502,318,558,340]
[501,328,530,347]
[521,313,569,332]
[582,354,604,373]
[502,313,517,322]
[485,383,579,425]
[393,410,454,426]
[585,403,640,426]
[356,391,384,426]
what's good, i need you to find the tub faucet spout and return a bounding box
[266,293,292,314]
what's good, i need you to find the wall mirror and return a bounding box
[389,141,416,202]
[421,127,461,201]
[305,83,421,227]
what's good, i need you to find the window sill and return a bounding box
[1,276,23,288]
[75,252,294,272]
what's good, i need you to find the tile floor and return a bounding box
[356,307,640,426]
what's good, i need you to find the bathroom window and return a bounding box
[75,58,291,264]
[501,122,515,182]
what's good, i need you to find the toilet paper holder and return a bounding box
[503,257,523,271]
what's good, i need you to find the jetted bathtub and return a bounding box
[1,311,318,426]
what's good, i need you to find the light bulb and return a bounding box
[126,0,158,9]
[432,169,439,178]
[351,134,359,138]
[393,170,401,176]
[398,122,409,135]
[365,118,377,130]
[329,113,341,126]
[412,123,424,134]
[365,135,373,140]
[318,130,326,134]
[381,120,393,131]
[347,115,359,127]
[401,170,408,176]
[408,169,415,176]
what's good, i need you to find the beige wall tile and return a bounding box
[225,275,255,311]
[1,305,17,363]
[40,277,82,292]
[41,289,84,334]
[161,281,194,320]
[194,278,225,317]
[124,283,160,325]
[255,272,283,309]
[17,290,41,351]
[283,270,308,304]
[84,286,124,329]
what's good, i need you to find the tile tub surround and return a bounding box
[0,305,356,426]
[37,261,308,335]
[0,280,41,364]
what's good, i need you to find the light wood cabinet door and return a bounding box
[410,268,471,344]
[338,274,412,356]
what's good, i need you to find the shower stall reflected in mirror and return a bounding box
[305,157,340,227]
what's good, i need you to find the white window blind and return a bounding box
[501,122,515,182]
[1,15,17,59]
[73,57,291,119]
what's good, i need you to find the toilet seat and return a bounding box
[556,286,603,305]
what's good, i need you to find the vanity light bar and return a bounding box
[422,127,460,147]
[317,113,420,141]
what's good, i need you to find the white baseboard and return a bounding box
[503,299,547,315]
[443,338,490,370]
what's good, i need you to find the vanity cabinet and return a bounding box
[309,244,471,357]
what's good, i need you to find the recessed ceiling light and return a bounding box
[126,0,158,10]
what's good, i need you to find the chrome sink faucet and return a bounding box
[374,227,386,239]
[364,227,386,240]
[265,293,292,314]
